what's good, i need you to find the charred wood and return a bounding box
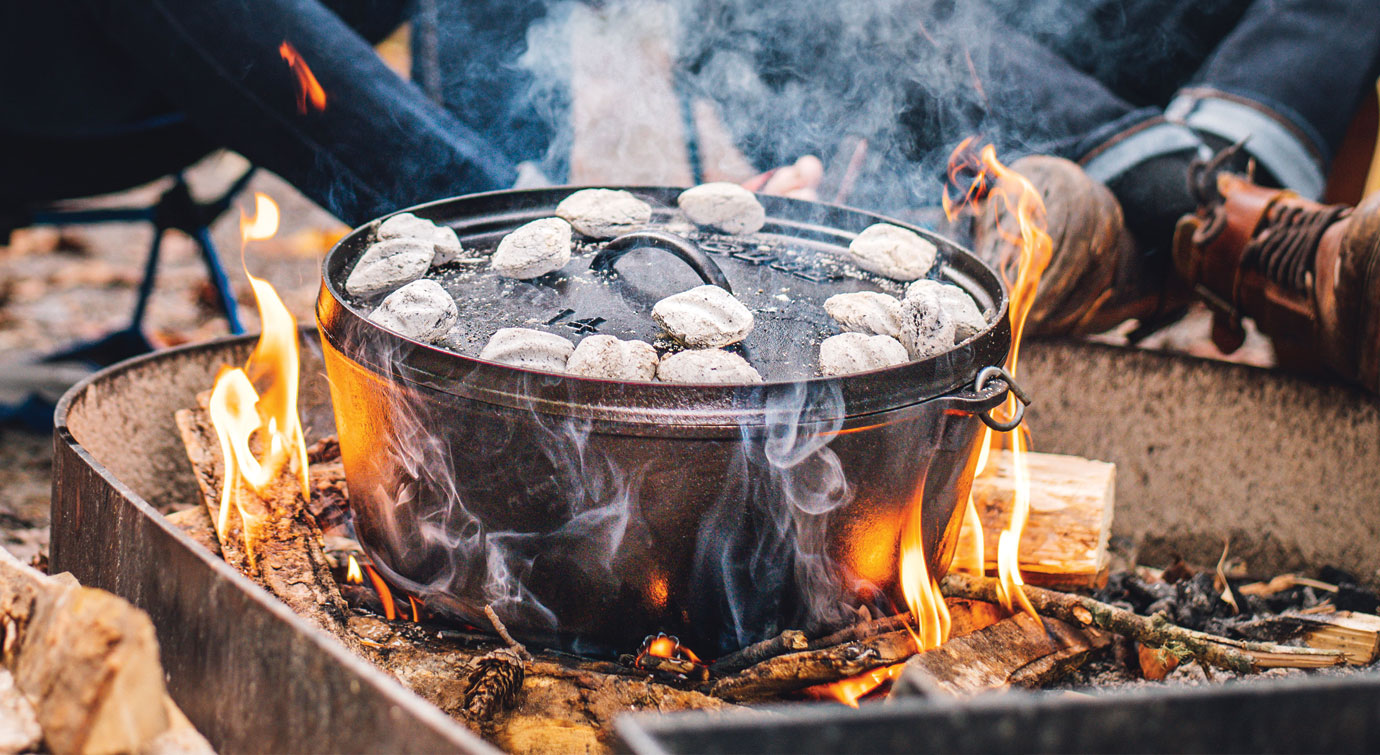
[709,630,916,702]
[710,630,807,674]
[941,574,1346,673]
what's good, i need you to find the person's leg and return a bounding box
[80,0,519,225]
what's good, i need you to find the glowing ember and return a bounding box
[636,634,702,668]
[943,138,1053,624]
[408,595,422,623]
[278,41,327,114]
[803,663,905,707]
[206,194,309,564]
[345,554,365,584]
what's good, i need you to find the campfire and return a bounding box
[82,151,1362,754]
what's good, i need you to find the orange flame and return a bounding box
[899,496,952,651]
[345,554,365,584]
[364,563,396,621]
[943,138,1051,624]
[206,194,310,564]
[636,635,702,667]
[803,663,906,707]
[279,41,327,114]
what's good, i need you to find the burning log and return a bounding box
[807,598,1006,651]
[709,630,916,702]
[891,613,1106,698]
[941,574,1346,673]
[969,450,1115,589]
[175,400,356,650]
[710,630,808,674]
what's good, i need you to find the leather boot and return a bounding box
[1174,169,1380,392]
[973,156,1188,336]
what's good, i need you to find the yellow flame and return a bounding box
[951,428,992,576]
[207,193,306,564]
[345,555,365,584]
[943,140,1052,625]
[899,495,951,651]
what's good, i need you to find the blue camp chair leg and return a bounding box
[127,224,166,331]
[191,226,244,335]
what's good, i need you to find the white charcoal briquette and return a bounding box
[490,218,572,279]
[848,223,938,281]
[345,237,435,297]
[819,332,909,376]
[904,279,987,342]
[566,335,659,381]
[651,284,754,348]
[555,189,653,239]
[656,349,763,384]
[378,212,465,265]
[677,183,766,235]
[823,291,903,338]
[898,288,957,360]
[478,328,574,372]
[367,279,458,343]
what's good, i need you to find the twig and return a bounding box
[807,614,914,651]
[709,630,915,701]
[711,630,809,674]
[940,574,1344,674]
[484,605,530,660]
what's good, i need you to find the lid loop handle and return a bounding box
[590,231,733,293]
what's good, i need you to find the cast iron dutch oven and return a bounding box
[317,187,1020,658]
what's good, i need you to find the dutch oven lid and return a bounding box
[318,187,1011,424]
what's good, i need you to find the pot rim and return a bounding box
[317,186,1013,422]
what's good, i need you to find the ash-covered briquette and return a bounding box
[566,335,659,380]
[367,279,458,343]
[345,237,435,297]
[490,218,573,279]
[651,285,755,349]
[823,291,903,338]
[848,223,938,281]
[656,349,763,384]
[905,279,988,342]
[898,287,957,360]
[377,212,465,265]
[555,189,653,239]
[677,183,766,235]
[478,328,574,371]
[818,332,909,376]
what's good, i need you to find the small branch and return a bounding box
[711,630,808,674]
[807,614,913,651]
[940,574,1344,674]
[484,605,530,661]
[709,630,915,702]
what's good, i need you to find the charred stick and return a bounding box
[709,629,915,702]
[940,574,1344,674]
[711,630,809,674]
[808,614,914,651]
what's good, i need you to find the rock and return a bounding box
[848,223,937,281]
[677,183,766,234]
[478,328,574,372]
[898,288,957,360]
[377,212,465,265]
[652,285,754,348]
[656,350,763,384]
[555,189,653,239]
[345,238,435,297]
[905,279,988,341]
[823,292,904,338]
[566,335,659,381]
[0,668,40,755]
[491,218,573,279]
[819,333,909,376]
[367,280,458,343]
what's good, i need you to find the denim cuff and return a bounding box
[1079,117,1206,185]
[1166,89,1327,200]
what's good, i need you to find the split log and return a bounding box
[1232,611,1380,665]
[970,450,1115,589]
[941,573,1346,673]
[175,404,356,650]
[165,506,221,557]
[709,630,916,702]
[0,546,211,754]
[891,613,1105,698]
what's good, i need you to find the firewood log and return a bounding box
[175,404,356,652]
[969,450,1115,589]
